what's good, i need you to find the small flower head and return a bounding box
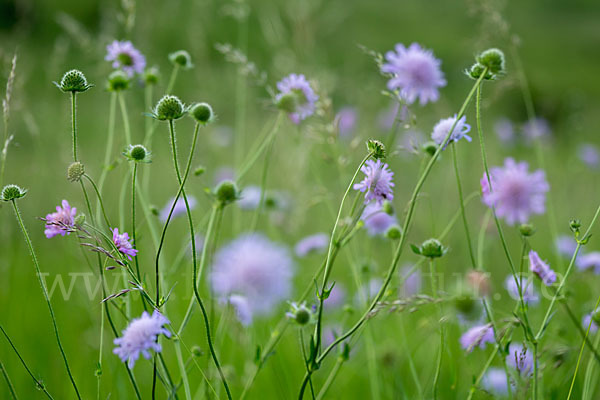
[113,310,170,368]
[54,69,93,93]
[421,140,439,157]
[143,66,160,86]
[215,180,239,206]
[112,228,138,260]
[67,162,85,182]
[465,63,495,80]
[367,139,386,160]
[107,70,130,91]
[381,42,446,105]
[105,40,146,77]
[1,184,27,201]
[431,114,472,148]
[476,48,506,75]
[353,159,395,205]
[168,50,193,69]
[286,302,314,326]
[519,223,536,237]
[460,324,495,352]
[152,95,185,121]
[481,158,549,225]
[505,275,539,305]
[44,200,76,238]
[124,144,151,163]
[189,102,214,124]
[295,233,329,257]
[529,250,556,286]
[386,225,402,240]
[413,238,446,259]
[275,73,318,124]
[506,343,533,376]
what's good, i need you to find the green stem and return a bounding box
[71,92,78,161]
[237,113,284,183]
[450,142,476,269]
[10,201,81,399]
[84,174,111,228]
[131,163,142,281]
[429,258,443,399]
[166,65,180,94]
[0,359,18,399]
[118,92,132,145]
[96,91,117,223]
[250,135,276,231]
[316,356,345,400]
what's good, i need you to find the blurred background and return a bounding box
[1,0,600,398]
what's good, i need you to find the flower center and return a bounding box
[118,52,134,66]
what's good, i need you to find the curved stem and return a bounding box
[0,359,17,400]
[83,174,111,228]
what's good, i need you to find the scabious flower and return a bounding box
[481,367,509,396]
[361,202,397,236]
[582,308,600,334]
[159,196,197,223]
[381,43,446,105]
[460,324,495,352]
[431,115,471,148]
[506,343,534,376]
[529,250,556,286]
[226,295,253,326]
[336,107,358,138]
[210,234,294,324]
[237,186,262,210]
[113,310,170,368]
[577,252,600,273]
[354,160,394,205]
[578,144,600,168]
[295,233,329,257]
[522,117,550,141]
[505,275,539,305]
[105,40,146,77]
[44,200,77,238]
[481,158,549,225]
[112,228,138,260]
[275,73,318,124]
[556,234,578,258]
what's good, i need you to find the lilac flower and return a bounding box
[431,115,471,148]
[44,200,77,238]
[460,324,495,352]
[399,265,421,297]
[381,43,446,105]
[336,107,358,138]
[361,202,397,236]
[578,144,600,168]
[159,195,197,223]
[113,310,170,368]
[227,295,253,326]
[577,252,600,273]
[522,117,550,142]
[582,308,599,335]
[529,250,556,286]
[481,367,509,396]
[505,275,539,305]
[353,160,395,205]
[556,235,578,259]
[295,233,329,257]
[105,40,146,77]
[481,158,549,225]
[506,343,533,376]
[275,73,318,124]
[323,284,346,310]
[377,103,401,131]
[210,234,294,324]
[237,186,262,210]
[494,117,515,144]
[112,228,138,260]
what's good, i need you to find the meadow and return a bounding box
[1,0,600,398]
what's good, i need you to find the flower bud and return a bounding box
[286,302,314,326]
[194,166,206,176]
[570,219,581,233]
[215,180,239,205]
[422,141,438,157]
[415,238,445,258]
[168,50,193,69]
[107,70,130,91]
[519,223,536,237]
[189,102,214,124]
[382,200,394,215]
[150,205,159,216]
[124,144,151,163]
[153,95,185,121]
[67,162,85,182]
[1,184,27,201]
[367,139,386,160]
[476,48,506,75]
[191,346,203,357]
[466,63,495,81]
[386,225,402,240]
[54,69,93,93]
[143,66,160,86]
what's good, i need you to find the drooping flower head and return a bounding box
[481,158,549,225]
[113,310,170,368]
[44,200,77,238]
[275,73,318,124]
[159,196,197,223]
[336,107,358,138]
[112,228,138,260]
[529,250,556,286]
[431,114,471,148]
[361,202,397,236]
[105,40,146,77]
[505,275,539,305]
[381,43,446,105]
[506,343,534,376]
[210,234,295,324]
[577,252,600,274]
[353,160,394,205]
[460,324,495,352]
[295,233,329,257]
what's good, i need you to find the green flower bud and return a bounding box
[67,162,85,182]
[422,141,438,157]
[286,302,313,326]
[54,69,93,93]
[519,223,536,237]
[215,180,239,205]
[150,205,159,216]
[168,50,193,69]
[466,63,495,81]
[194,166,206,176]
[386,225,402,240]
[189,102,214,124]
[367,139,386,160]
[1,184,27,201]
[476,48,506,75]
[124,144,151,163]
[191,346,203,357]
[570,219,581,233]
[143,66,160,86]
[418,238,445,258]
[382,200,394,215]
[153,95,185,121]
[107,70,130,91]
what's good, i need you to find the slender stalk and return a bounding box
[10,201,81,399]
[131,163,141,280]
[316,356,345,400]
[237,112,284,182]
[84,174,111,228]
[0,359,17,399]
[71,92,78,161]
[166,65,180,94]
[450,142,476,268]
[96,91,117,223]
[429,258,443,399]
[118,92,132,145]
[384,103,403,155]
[250,135,276,231]
[174,341,192,400]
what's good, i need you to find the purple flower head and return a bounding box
[505,275,539,305]
[482,367,509,396]
[237,186,262,210]
[276,73,318,124]
[494,117,515,144]
[381,43,446,105]
[529,250,556,286]
[481,158,549,226]
[353,160,395,205]
[159,195,197,223]
[556,234,578,259]
[361,202,397,236]
[112,228,138,260]
[399,265,421,297]
[105,40,146,77]
[431,114,471,148]
[227,295,253,326]
[522,117,550,142]
[295,233,329,257]
[582,308,600,335]
[578,144,600,168]
[577,252,600,274]
[460,324,495,352]
[210,234,294,324]
[44,200,77,238]
[336,107,358,138]
[506,343,533,376]
[113,310,170,368]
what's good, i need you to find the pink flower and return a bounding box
[44,200,77,238]
[112,228,138,260]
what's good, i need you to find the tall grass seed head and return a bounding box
[168,50,193,69]
[367,139,386,159]
[476,48,506,75]
[153,95,185,120]
[67,162,85,182]
[189,102,214,124]
[1,184,27,201]
[107,70,130,91]
[215,180,239,205]
[143,66,160,85]
[124,144,151,163]
[54,69,93,93]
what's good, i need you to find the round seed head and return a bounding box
[189,102,214,124]
[294,306,311,325]
[67,162,85,182]
[476,48,506,75]
[519,223,536,237]
[466,63,495,81]
[367,139,386,160]
[386,225,402,240]
[107,70,130,91]
[1,184,27,201]
[168,50,193,69]
[143,66,160,86]
[420,238,445,258]
[215,180,239,206]
[55,69,93,93]
[124,144,151,163]
[153,95,185,121]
